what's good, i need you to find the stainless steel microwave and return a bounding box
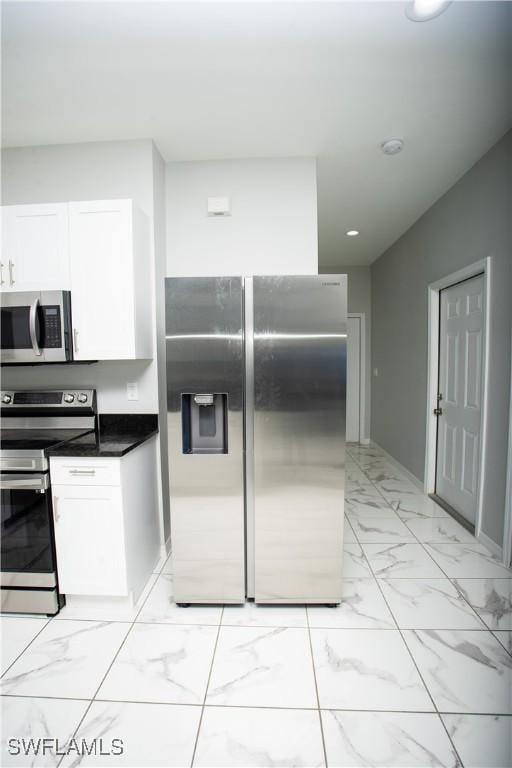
[0,291,73,364]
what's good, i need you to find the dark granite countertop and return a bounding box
[46,414,158,458]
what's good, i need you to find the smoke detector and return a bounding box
[381,138,404,156]
[207,196,231,216]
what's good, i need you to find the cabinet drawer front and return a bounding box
[50,459,121,486]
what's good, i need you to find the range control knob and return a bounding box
[2,394,12,404]
[63,393,75,404]
[77,393,88,403]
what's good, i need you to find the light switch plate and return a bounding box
[127,382,139,400]
[373,368,379,377]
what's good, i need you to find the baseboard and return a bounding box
[430,493,475,535]
[370,440,424,491]
[360,437,371,445]
[477,530,503,561]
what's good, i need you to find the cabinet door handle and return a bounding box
[69,469,96,475]
[8,260,14,286]
[0,262,4,286]
[73,328,79,354]
[53,497,60,522]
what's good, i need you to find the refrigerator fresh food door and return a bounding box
[249,275,347,603]
[165,277,245,603]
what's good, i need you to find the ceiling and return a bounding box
[2,1,511,267]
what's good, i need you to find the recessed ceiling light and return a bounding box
[405,0,452,22]
[346,230,359,237]
[381,138,404,155]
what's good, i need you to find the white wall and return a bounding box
[320,264,371,441]
[1,138,169,547]
[166,158,318,276]
[1,139,157,413]
[151,142,171,544]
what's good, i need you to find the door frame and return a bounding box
[348,312,367,444]
[424,257,491,542]
[504,336,512,567]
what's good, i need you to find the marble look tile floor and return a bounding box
[1,443,511,767]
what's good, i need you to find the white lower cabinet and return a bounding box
[50,438,160,601]
[52,484,127,596]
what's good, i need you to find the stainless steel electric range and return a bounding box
[0,389,97,615]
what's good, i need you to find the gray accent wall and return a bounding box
[371,130,512,548]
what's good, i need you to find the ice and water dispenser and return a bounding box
[181,393,228,454]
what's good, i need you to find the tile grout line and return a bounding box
[344,514,359,542]
[352,452,488,583]
[189,607,224,768]
[4,445,508,766]
[444,580,498,631]
[54,571,164,768]
[354,445,511,759]
[54,624,131,768]
[352,444,468,752]
[2,691,510,717]
[492,632,512,658]
[0,617,52,680]
[359,459,468,768]
[305,606,329,768]
[372,572,466,765]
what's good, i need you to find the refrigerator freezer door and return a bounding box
[250,275,347,603]
[165,277,245,603]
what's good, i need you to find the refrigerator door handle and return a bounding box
[244,277,256,599]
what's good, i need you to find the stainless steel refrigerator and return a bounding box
[165,275,347,605]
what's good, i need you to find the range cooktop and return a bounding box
[0,389,97,471]
[0,429,94,454]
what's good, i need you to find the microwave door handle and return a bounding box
[29,297,42,356]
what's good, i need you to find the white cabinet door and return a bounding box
[52,484,128,596]
[69,200,136,360]
[1,204,70,291]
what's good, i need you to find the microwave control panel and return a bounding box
[40,306,62,348]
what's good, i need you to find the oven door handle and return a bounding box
[29,297,42,357]
[0,473,49,491]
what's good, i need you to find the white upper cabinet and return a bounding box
[1,203,70,291]
[1,199,152,360]
[69,199,152,360]
[69,199,151,360]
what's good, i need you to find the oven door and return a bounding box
[0,472,57,588]
[0,290,72,363]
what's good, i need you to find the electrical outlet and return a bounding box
[127,382,139,401]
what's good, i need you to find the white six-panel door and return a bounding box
[436,274,485,525]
